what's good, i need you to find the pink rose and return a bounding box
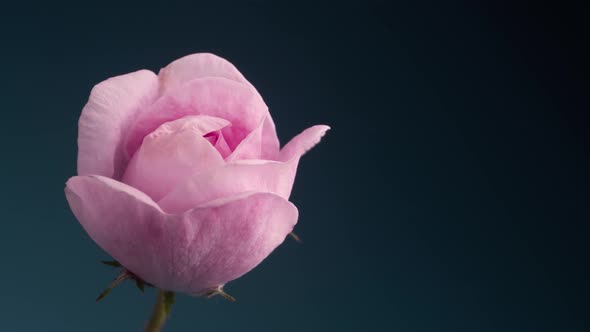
[65,53,329,295]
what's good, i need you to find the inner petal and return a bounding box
[124,77,269,160]
[204,131,232,159]
[203,131,218,145]
[122,115,229,201]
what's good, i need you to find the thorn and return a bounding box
[205,285,237,302]
[96,270,130,302]
[135,279,145,293]
[289,232,302,243]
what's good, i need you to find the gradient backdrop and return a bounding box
[1,1,587,331]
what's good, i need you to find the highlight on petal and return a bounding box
[65,175,297,294]
[158,53,254,95]
[124,77,269,158]
[77,70,160,179]
[261,115,280,160]
[158,159,298,214]
[278,125,331,162]
[122,115,229,201]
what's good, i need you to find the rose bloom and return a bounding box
[65,53,329,295]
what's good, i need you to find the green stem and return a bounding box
[144,290,174,332]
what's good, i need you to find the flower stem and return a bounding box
[145,289,174,332]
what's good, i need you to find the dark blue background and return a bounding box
[1,1,587,331]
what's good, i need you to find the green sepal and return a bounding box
[96,270,129,302]
[101,260,122,268]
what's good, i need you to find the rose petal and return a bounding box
[65,175,177,289]
[122,115,228,201]
[157,53,280,159]
[77,70,160,178]
[65,175,297,294]
[180,191,297,294]
[158,53,254,94]
[158,159,298,214]
[158,125,330,214]
[225,120,263,161]
[205,131,231,159]
[226,114,279,162]
[278,125,331,162]
[261,115,280,159]
[124,77,269,158]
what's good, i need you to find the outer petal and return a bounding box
[158,159,298,214]
[179,191,298,294]
[122,116,228,201]
[77,70,160,179]
[158,53,253,94]
[279,125,331,162]
[124,77,268,158]
[65,175,181,290]
[65,175,297,294]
